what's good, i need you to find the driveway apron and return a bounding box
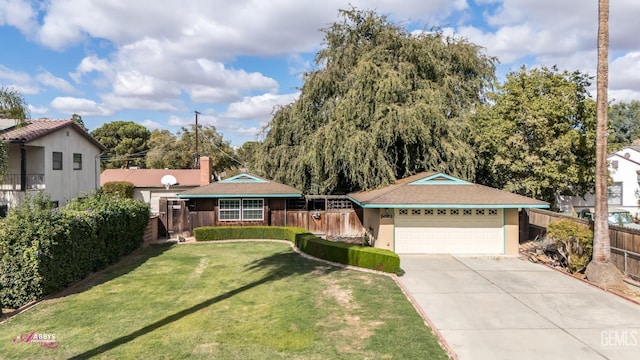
[397,255,640,360]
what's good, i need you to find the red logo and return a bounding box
[13,331,60,349]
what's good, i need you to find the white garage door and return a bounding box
[394,208,504,254]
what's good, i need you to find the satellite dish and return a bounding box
[160,174,177,189]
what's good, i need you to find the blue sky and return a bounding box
[1,0,639,146]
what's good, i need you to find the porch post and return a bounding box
[20,142,26,191]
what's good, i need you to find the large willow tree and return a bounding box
[256,8,496,194]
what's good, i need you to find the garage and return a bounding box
[348,172,549,255]
[394,208,503,254]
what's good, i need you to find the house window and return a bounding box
[607,183,623,206]
[218,198,264,221]
[52,152,63,170]
[219,199,241,220]
[242,199,264,220]
[73,153,82,170]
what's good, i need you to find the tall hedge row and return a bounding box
[0,192,149,309]
[194,226,401,273]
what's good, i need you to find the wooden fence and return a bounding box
[143,215,159,244]
[526,209,640,281]
[184,209,364,238]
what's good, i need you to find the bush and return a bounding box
[547,219,593,273]
[194,226,400,273]
[0,192,149,308]
[102,181,135,199]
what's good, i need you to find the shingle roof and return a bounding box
[348,172,549,208]
[178,173,303,198]
[0,119,106,150]
[100,168,202,188]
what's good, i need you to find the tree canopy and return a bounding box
[255,8,496,194]
[91,121,151,169]
[608,100,640,151]
[0,87,30,123]
[474,66,596,208]
[145,125,239,176]
[0,87,31,180]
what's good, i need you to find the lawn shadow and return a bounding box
[69,244,341,359]
[1,242,176,321]
[49,242,176,300]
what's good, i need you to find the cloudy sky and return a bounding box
[0,0,638,146]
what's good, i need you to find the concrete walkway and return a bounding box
[398,255,640,360]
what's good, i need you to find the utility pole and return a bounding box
[194,110,200,168]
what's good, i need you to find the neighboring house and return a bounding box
[177,173,303,227]
[100,157,212,214]
[571,144,640,216]
[0,118,106,212]
[347,172,549,255]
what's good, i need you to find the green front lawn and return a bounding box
[0,241,448,359]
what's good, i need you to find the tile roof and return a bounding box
[0,119,106,150]
[100,168,203,188]
[348,172,549,208]
[178,173,303,198]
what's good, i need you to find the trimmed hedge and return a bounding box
[0,192,149,308]
[194,226,400,273]
[102,181,135,199]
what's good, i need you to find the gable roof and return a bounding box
[178,173,303,198]
[100,168,202,188]
[348,172,549,209]
[0,119,106,150]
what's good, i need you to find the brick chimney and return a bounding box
[199,157,211,186]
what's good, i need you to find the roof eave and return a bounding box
[351,203,549,209]
[177,193,303,199]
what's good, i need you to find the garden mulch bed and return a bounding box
[520,240,640,305]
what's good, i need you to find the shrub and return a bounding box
[102,181,135,199]
[547,219,593,273]
[0,192,150,308]
[194,226,400,273]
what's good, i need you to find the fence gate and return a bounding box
[159,198,189,238]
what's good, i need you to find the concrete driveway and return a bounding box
[397,255,640,360]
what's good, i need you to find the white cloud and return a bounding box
[28,104,48,115]
[140,119,163,130]
[0,0,37,35]
[70,55,110,83]
[36,71,76,93]
[50,96,112,116]
[610,52,640,91]
[0,64,38,94]
[225,92,299,120]
[167,115,192,127]
[100,93,181,113]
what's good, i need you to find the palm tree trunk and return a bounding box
[592,0,610,264]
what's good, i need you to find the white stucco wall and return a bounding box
[571,148,640,217]
[23,127,102,206]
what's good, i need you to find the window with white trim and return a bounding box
[242,199,264,220]
[218,198,264,221]
[219,199,241,220]
[607,183,622,206]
